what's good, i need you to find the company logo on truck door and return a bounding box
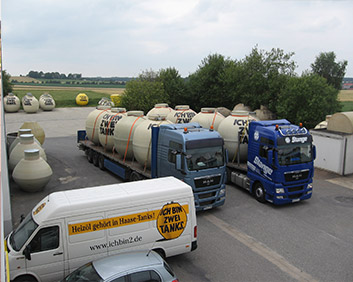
[68,204,189,236]
[253,156,273,176]
[157,202,187,240]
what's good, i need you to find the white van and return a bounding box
[6,177,197,282]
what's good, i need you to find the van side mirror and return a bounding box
[175,154,182,171]
[23,245,31,261]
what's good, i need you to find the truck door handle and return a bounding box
[53,252,63,256]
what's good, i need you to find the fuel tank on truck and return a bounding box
[166,105,196,124]
[218,110,258,163]
[190,107,225,130]
[146,103,175,119]
[114,111,146,160]
[85,105,112,145]
[98,108,127,151]
[133,114,172,169]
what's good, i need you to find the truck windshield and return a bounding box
[186,146,224,171]
[10,213,38,251]
[278,143,312,166]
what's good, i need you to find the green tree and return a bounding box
[311,51,347,90]
[276,74,341,129]
[2,70,13,95]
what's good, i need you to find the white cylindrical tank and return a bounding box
[218,110,258,163]
[8,128,41,154]
[146,103,174,119]
[86,105,111,145]
[4,93,21,112]
[254,105,275,120]
[9,134,47,171]
[133,115,173,169]
[166,105,196,124]
[39,93,56,111]
[98,108,127,150]
[22,93,39,113]
[327,111,353,134]
[114,111,146,160]
[233,103,252,112]
[12,149,53,192]
[190,108,225,130]
[20,122,45,145]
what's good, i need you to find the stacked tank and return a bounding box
[86,105,112,145]
[190,107,225,130]
[146,103,174,119]
[218,110,258,163]
[166,105,196,124]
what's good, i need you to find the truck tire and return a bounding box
[98,155,105,170]
[130,171,142,182]
[253,182,266,203]
[14,275,37,282]
[87,149,93,163]
[92,151,99,167]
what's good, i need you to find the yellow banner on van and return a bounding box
[68,204,189,236]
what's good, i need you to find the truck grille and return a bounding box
[288,186,303,193]
[194,174,221,189]
[288,193,303,199]
[284,170,309,182]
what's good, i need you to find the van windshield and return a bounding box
[10,213,38,251]
[186,146,224,171]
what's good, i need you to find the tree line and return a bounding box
[121,47,347,129]
[27,71,82,79]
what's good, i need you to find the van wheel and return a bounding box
[14,275,37,282]
[253,182,266,203]
[87,149,93,163]
[92,152,99,167]
[98,155,105,170]
[130,171,142,182]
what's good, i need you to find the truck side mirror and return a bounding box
[176,154,182,171]
[313,145,316,160]
[267,150,273,166]
[23,245,31,261]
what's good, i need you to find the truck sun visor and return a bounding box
[186,138,224,149]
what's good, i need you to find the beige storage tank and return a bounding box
[166,105,196,124]
[98,108,127,150]
[216,107,231,117]
[190,107,225,130]
[20,122,45,145]
[114,111,146,160]
[12,149,52,192]
[254,105,275,120]
[146,103,174,119]
[233,103,252,112]
[39,93,56,111]
[133,115,173,169]
[8,128,41,154]
[4,93,21,112]
[22,93,39,113]
[9,134,47,171]
[327,112,353,134]
[218,110,258,163]
[314,115,332,130]
[86,105,112,145]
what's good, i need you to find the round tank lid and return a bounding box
[127,110,144,117]
[26,93,34,97]
[148,114,166,121]
[24,149,40,160]
[175,105,190,110]
[8,93,15,96]
[201,107,216,113]
[111,107,127,113]
[96,105,111,110]
[154,103,169,108]
[18,128,32,134]
[231,110,250,116]
[19,134,35,143]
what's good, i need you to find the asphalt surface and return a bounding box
[5,107,353,282]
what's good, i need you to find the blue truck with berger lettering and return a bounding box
[78,122,227,211]
[227,119,316,204]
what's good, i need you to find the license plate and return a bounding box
[292,199,300,203]
[203,205,213,211]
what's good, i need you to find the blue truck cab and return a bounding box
[152,123,227,211]
[247,119,315,204]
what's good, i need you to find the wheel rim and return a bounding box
[256,187,263,198]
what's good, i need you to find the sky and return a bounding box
[2,0,353,78]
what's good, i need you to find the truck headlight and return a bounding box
[276,188,284,194]
[307,183,313,189]
[219,188,226,197]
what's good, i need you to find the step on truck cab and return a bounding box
[6,177,197,282]
[228,119,315,204]
[78,122,227,211]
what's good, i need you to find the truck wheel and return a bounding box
[92,152,99,167]
[87,149,93,163]
[130,171,142,182]
[253,182,266,203]
[14,275,37,282]
[98,155,105,170]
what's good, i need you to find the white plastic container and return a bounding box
[39,93,56,111]
[12,149,52,192]
[217,110,258,163]
[146,103,174,119]
[9,134,47,171]
[86,105,111,145]
[98,108,127,150]
[4,93,21,112]
[190,108,225,130]
[8,129,41,154]
[114,111,146,160]
[20,122,45,145]
[22,93,39,113]
[166,105,196,124]
[133,115,172,168]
